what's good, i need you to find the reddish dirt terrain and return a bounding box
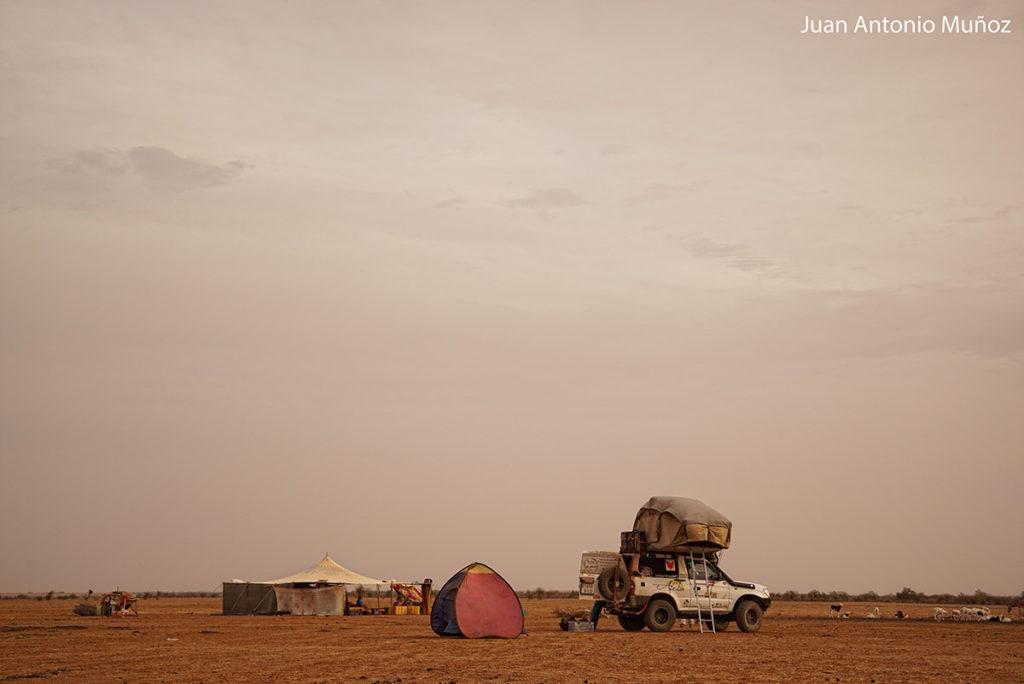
[1,599,1022,682]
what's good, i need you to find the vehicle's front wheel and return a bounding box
[643,598,676,632]
[735,599,764,633]
[617,613,645,631]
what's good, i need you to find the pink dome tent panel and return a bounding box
[431,562,523,639]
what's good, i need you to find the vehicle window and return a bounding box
[654,558,678,577]
[686,559,721,581]
[640,559,677,577]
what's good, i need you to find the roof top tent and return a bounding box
[430,562,524,639]
[632,496,732,552]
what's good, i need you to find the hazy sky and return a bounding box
[2,1,1022,596]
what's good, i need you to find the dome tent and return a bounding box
[633,496,732,552]
[430,562,524,639]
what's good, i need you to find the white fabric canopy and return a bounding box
[261,553,386,585]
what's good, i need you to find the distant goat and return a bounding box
[894,610,909,619]
[867,607,880,619]
[840,611,851,619]
[829,603,843,618]
[934,607,947,621]
[951,609,961,621]
[960,607,991,622]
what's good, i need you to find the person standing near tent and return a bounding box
[589,599,606,625]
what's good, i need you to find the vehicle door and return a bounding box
[637,555,687,608]
[658,556,689,607]
[684,556,729,614]
[703,563,732,613]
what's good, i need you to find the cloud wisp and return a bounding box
[59,146,248,191]
[505,187,586,209]
[672,234,777,274]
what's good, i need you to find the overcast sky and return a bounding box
[2,0,1022,596]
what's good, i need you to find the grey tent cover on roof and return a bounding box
[633,496,732,551]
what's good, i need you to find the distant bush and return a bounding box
[896,587,921,602]
[0,590,221,601]
[515,588,580,599]
[771,589,1021,605]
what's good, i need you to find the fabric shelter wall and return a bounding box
[222,582,277,615]
[273,585,348,616]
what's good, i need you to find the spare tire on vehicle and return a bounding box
[596,563,630,601]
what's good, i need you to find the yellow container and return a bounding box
[393,606,420,615]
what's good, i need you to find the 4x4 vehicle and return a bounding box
[578,549,771,632]
[581,496,771,632]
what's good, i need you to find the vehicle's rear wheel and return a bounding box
[701,615,730,631]
[597,563,630,601]
[735,599,763,633]
[617,613,645,631]
[643,598,676,632]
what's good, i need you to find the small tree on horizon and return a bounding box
[896,587,921,602]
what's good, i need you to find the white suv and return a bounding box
[579,550,771,632]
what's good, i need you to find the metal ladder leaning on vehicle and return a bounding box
[688,550,715,633]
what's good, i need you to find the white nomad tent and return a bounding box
[264,553,386,585]
[222,553,386,616]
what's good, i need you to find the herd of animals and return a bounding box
[827,603,1016,622]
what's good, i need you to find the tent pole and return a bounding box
[421,579,433,614]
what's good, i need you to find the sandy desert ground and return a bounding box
[1,598,1022,683]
